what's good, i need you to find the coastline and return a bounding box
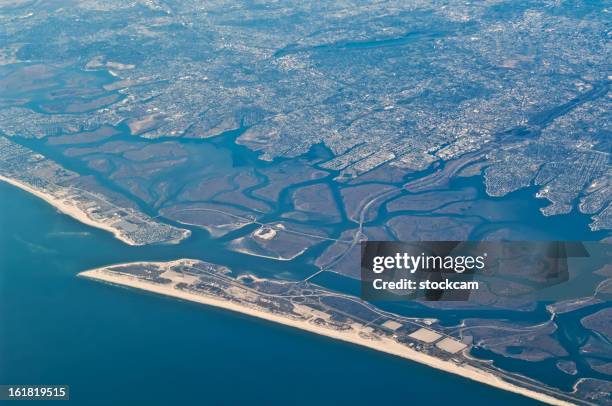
[0,175,138,245]
[0,175,189,246]
[78,267,574,406]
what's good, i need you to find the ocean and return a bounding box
[0,181,544,405]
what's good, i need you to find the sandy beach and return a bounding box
[0,175,189,246]
[79,267,575,406]
[0,175,139,245]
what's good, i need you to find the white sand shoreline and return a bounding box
[0,175,138,245]
[0,175,189,246]
[79,267,574,406]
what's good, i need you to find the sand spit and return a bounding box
[79,265,574,406]
[0,175,189,246]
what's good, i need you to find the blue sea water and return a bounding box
[1,2,609,403]
[1,114,607,405]
[0,181,545,405]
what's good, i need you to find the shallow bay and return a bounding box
[0,182,543,405]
